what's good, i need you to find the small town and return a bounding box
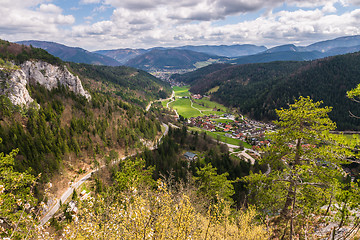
[187,113,275,147]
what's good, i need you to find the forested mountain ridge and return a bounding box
[0,39,170,184]
[68,63,171,108]
[125,49,223,71]
[17,40,121,66]
[173,52,360,130]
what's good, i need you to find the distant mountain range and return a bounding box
[94,48,147,64]
[126,49,224,71]
[15,35,360,71]
[17,40,121,66]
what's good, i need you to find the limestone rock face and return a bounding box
[0,68,34,106]
[0,61,91,107]
[21,61,91,100]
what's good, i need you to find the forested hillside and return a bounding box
[68,63,171,108]
[126,49,221,71]
[173,52,360,130]
[0,40,171,184]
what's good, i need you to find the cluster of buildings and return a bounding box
[191,94,203,99]
[188,114,275,146]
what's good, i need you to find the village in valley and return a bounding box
[187,113,275,148]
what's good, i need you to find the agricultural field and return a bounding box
[188,127,251,148]
[170,86,228,118]
[193,97,228,112]
[169,98,200,118]
[173,86,190,97]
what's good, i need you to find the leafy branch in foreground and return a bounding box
[0,138,38,239]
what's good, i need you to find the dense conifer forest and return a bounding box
[172,53,360,130]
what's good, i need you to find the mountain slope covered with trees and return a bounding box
[173,52,360,130]
[0,40,171,183]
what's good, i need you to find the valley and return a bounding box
[1,36,360,239]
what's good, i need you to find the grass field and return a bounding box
[207,86,219,94]
[170,86,228,118]
[173,86,190,97]
[193,97,227,112]
[188,127,251,148]
[169,98,202,118]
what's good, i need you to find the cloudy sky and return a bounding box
[1,0,360,51]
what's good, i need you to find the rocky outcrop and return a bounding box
[0,61,91,107]
[0,68,34,106]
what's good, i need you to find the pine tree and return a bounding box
[244,96,353,239]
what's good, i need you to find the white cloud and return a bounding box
[0,1,74,45]
[2,0,360,51]
[322,3,337,13]
[38,3,62,14]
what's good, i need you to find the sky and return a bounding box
[1,0,360,51]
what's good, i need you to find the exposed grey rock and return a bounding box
[0,67,34,106]
[0,61,91,107]
[21,61,91,100]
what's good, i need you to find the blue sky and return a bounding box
[1,0,360,51]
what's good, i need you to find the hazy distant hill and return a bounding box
[265,44,299,53]
[231,51,322,64]
[94,48,147,64]
[125,49,222,71]
[17,35,360,69]
[173,52,360,130]
[174,44,267,57]
[17,40,121,66]
[304,35,360,52]
[228,36,360,65]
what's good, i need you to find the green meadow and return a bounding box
[169,98,201,118]
[173,86,190,97]
[169,86,228,118]
[188,127,251,148]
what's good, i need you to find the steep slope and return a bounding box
[68,63,171,107]
[171,63,232,85]
[17,40,121,66]
[0,39,170,183]
[0,40,90,106]
[173,52,360,130]
[94,48,147,64]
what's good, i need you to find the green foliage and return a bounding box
[114,158,155,192]
[244,96,353,238]
[0,95,14,119]
[194,163,235,203]
[0,40,62,65]
[0,138,38,239]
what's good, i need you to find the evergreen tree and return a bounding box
[244,96,353,239]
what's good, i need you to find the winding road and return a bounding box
[40,123,169,226]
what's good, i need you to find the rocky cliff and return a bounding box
[0,60,91,106]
